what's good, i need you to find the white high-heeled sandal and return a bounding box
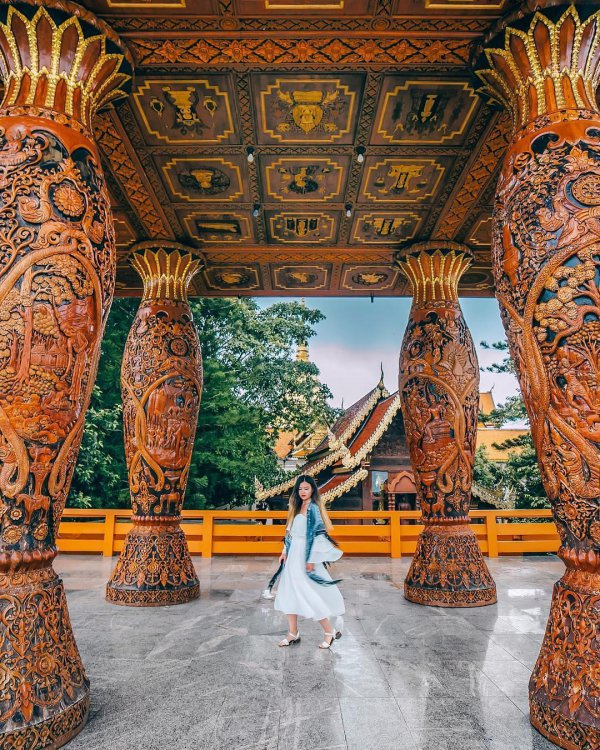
[278,631,300,647]
[319,630,342,649]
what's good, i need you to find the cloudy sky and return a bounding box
[256,296,521,412]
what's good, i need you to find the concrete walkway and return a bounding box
[58,554,561,750]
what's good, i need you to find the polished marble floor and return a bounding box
[58,554,563,750]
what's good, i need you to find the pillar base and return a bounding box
[529,569,599,750]
[106,522,199,606]
[404,523,497,607]
[0,566,90,748]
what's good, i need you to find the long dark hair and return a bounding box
[287,474,333,531]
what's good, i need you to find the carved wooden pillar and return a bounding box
[395,242,497,608]
[475,5,600,747]
[106,243,203,606]
[0,2,131,747]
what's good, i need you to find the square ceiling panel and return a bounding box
[259,155,351,203]
[265,209,340,244]
[272,265,332,291]
[132,76,240,145]
[236,0,373,14]
[158,156,250,203]
[371,77,480,146]
[341,265,400,292]
[180,211,256,244]
[350,210,423,245]
[91,0,217,11]
[203,265,262,292]
[253,74,365,145]
[359,156,452,205]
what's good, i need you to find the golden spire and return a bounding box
[296,298,309,362]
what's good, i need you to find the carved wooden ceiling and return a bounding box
[83,0,515,298]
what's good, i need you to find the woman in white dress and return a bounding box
[273,475,345,649]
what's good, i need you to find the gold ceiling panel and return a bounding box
[350,211,423,245]
[341,266,400,292]
[204,265,262,291]
[239,0,372,12]
[359,157,447,204]
[273,265,332,291]
[159,156,248,203]
[423,0,506,8]
[95,0,216,10]
[467,214,493,247]
[372,78,480,146]
[266,210,339,244]
[132,77,239,145]
[261,156,350,203]
[254,74,364,145]
[181,211,255,244]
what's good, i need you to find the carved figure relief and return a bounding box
[396,243,496,607]
[106,244,203,606]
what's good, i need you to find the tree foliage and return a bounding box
[69,297,335,509]
[474,340,549,509]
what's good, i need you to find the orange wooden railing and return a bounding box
[56,509,559,559]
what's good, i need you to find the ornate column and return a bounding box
[106,242,203,606]
[0,2,131,747]
[395,242,497,607]
[475,5,600,748]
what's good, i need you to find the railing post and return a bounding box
[103,512,116,557]
[390,512,402,559]
[202,513,214,558]
[485,513,499,558]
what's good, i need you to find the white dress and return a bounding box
[274,513,345,621]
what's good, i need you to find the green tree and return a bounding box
[475,341,549,509]
[69,297,335,509]
[473,445,504,491]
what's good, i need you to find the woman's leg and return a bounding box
[287,614,299,635]
[318,617,332,634]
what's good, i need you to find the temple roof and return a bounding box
[257,375,398,500]
[479,391,496,417]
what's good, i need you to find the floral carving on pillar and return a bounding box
[106,243,203,607]
[476,5,600,749]
[395,241,496,608]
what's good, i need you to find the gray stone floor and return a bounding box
[57,554,563,750]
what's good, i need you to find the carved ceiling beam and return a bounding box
[128,35,473,69]
[94,108,175,241]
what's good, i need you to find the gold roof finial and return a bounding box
[296,298,310,362]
